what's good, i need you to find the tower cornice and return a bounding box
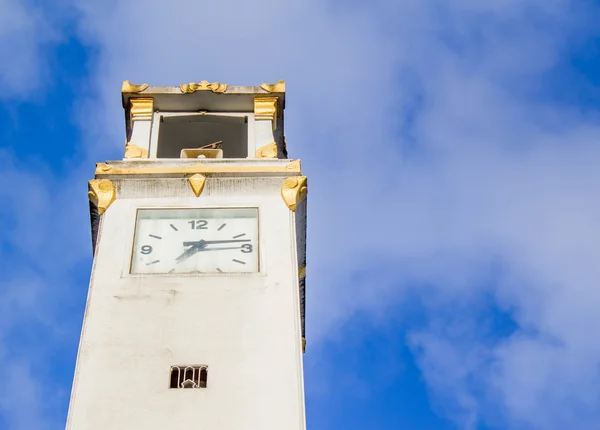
[94,159,301,178]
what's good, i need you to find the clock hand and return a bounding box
[175,244,245,264]
[175,247,198,263]
[195,246,241,251]
[175,241,206,263]
[182,239,250,246]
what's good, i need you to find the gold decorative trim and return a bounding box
[121,80,149,93]
[260,80,286,93]
[95,160,302,176]
[187,174,207,197]
[302,337,306,353]
[124,143,149,159]
[281,176,307,212]
[88,179,116,215]
[180,81,227,94]
[254,97,278,129]
[256,142,278,159]
[286,159,300,172]
[298,264,306,279]
[129,98,154,121]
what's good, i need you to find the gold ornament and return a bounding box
[187,174,207,197]
[121,80,149,93]
[88,179,116,215]
[124,143,148,159]
[180,81,227,94]
[281,176,307,211]
[256,142,278,158]
[260,80,286,93]
[129,98,153,121]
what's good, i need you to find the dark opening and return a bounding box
[199,367,208,388]
[157,115,248,158]
[169,367,180,388]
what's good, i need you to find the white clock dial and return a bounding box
[130,208,259,274]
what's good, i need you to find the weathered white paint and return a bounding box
[66,173,306,429]
[148,112,162,159]
[129,119,153,154]
[254,118,276,153]
[246,112,257,157]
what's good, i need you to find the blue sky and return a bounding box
[2,1,600,429]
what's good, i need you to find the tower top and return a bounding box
[121,79,286,110]
[120,80,287,160]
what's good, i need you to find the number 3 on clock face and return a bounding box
[130,207,259,274]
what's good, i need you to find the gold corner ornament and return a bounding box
[180,81,227,94]
[285,159,301,172]
[187,174,207,197]
[298,264,306,279]
[254,97,278,129]
[88,179,116,215]
[121,80,149,93]
[302,337,306,353]
[256,142,278,158]
[124,142,148,159]
[281,176,307,212]
[260,80,286,93]
[129,98,153,121]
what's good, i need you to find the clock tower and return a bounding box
[65,80,307,429]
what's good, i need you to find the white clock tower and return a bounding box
[66,80,308,429]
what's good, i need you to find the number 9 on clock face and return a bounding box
[130,208,259,274]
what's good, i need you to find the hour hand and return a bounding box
[181,239,207,248]
[175,244,201,263]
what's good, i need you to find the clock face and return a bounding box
[130,207,259,274]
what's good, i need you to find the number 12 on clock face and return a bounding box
[130,207,259,275]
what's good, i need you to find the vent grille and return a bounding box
[170,365,208,389]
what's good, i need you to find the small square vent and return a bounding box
[170,365,208,389]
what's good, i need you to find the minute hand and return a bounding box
[182,239,251,246]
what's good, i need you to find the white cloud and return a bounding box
[0,0,68,99]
